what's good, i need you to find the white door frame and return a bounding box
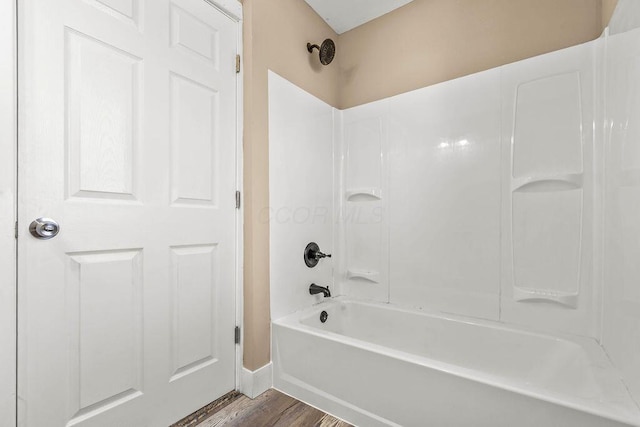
[227,3,245,393]
[0,0,17,425]
[0,0,243,425]
[202,0,246,399]
[206,0,246,396]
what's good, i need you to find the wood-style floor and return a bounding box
[172,389,353,427]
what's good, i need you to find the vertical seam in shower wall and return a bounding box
[599,29,610,345]
[591,34,600,343]
[382,105,390,304]
[509,79,518,322]
[385,107,390,304]
[577,67,585,323]
[335,108,345,297]
[498,64,504,323]
[331,107,335,291]
[595,28,609,345]
[338,108,345,297]
[331,107,338,293]
[337,107,347,298]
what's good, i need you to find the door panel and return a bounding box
[170,244,218,380]
[18,0,238,426]
[68,249,144,414]
[66,29,141,200]
[170,73,219,205]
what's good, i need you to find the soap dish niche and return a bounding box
[346,269,380,283]
[513,287,578,309]
[511,173,583,193]
[346,188,382,202]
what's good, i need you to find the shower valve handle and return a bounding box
[304,242,331,268]
[313,250,331,260]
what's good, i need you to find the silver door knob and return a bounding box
[29,218,60,239]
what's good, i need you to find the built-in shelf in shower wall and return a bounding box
[511,72,583,308]
[511,173,583,192]
[500,43,595,336]
[345,188,381,201]
[341,113,388,302]
[346,269,380,283]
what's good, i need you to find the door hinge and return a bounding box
[14,221,18,239]
[235,191,241,209]
[235,54,241,73]
[234,326,241,344]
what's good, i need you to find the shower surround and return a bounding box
[268,26,640,427]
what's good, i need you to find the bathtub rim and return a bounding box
[272,297,640,427]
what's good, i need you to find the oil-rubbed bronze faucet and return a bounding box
[309,283,331,298]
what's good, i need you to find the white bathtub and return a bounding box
[272,298,640,427]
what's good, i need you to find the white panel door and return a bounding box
[18,0,238,426]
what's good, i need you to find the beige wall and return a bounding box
[242,0,339,371]
[242,0,617,371]
[338,0,605,108]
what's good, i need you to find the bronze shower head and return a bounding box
[307,39,335,65]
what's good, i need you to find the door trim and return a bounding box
[202,0,245,395]
[188,0,244,394]
[178,0,245,402]
[231,7,245,393]
[204,0,242,21]
[0,0,17,425]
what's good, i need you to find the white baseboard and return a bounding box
[240,362,272,399]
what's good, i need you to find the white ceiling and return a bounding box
[303,0,414,34]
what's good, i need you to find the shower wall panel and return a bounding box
[340,42,598,337]
[339,69,503,319]
[386,70,502,319]
[602,26,640,405]
[268,71,336,320]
